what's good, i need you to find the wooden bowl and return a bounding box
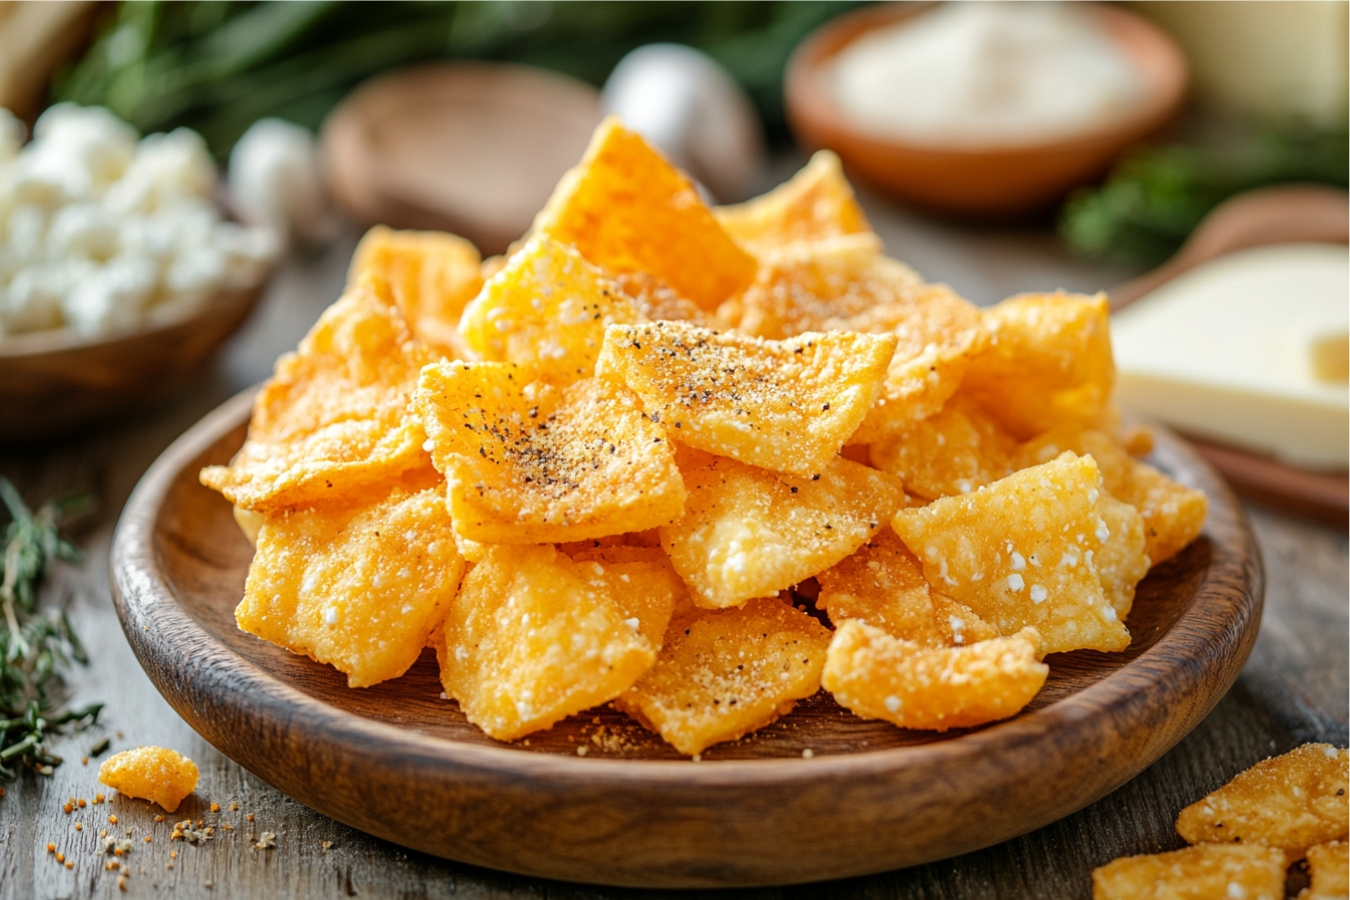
[321,62,603,256]
[785,3,1189,217]
[0,285,262,443]
[109,389,1262,887]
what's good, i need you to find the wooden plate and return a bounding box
[110,390,1262,887]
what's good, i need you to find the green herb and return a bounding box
[0,478,101,781]
[1060,127,1350,267]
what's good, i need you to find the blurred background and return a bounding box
[0,0,1346,518]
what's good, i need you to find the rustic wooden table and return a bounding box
[2,192,1346,900]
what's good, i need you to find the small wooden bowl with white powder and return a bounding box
[785,2,1188,217]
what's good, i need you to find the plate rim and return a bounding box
[110,388,1264,885]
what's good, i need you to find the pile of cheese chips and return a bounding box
[202,118,1208,756]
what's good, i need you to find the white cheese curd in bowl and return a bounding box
[828,1,1146,147]
[0,103,279,339]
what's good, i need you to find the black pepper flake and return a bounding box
[790,487,798,494]
[811,474,820,481]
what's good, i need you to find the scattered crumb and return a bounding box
[802,748,815,759]
[56,853,65,863]
[46,843,55,853]
[118,875,127,891]
[82,757,88,766]
[321,840,333,852]
[143,836,151,843]
[588,725,639,755]
[246,814,254,822]
[210,803,220,813]
[64,860,73,870]
[75,823,83,832]
[229,802,238,812]
[253,831,277,850]
[155,815,164,823]
[576,746,588,757]
[108,815,117,825]
[692,754,702,763]
[166,863,173,870]
[94,793,105,804]
[170,851,177,859]
[77,799,86,808]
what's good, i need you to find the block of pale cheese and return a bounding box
[1111,243,1349,470]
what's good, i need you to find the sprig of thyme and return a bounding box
[0,478,102,780]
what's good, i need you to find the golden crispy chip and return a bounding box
[616,597,831,755]
[596,321,897,475]
[823,622,1047,731]
[1019,427,1208,565]
[565,545,684,648]
[816,527,998,647]
[414,364,686,543]
[1091,844,1288,900]
[238,487,465,688]
[1093,494,1151,621]
[611,270,711,326]
[713,150,872,256]
[1304,841,1349,899]
[892,452,1143,655]
[458,234,645,384]
[961,291,1117,440]
[726,233,909,338]
[349,225,483,358]
[1176,743,1350,859]
[435,544,657,741]
[662,449,905,609]
[98,747,199,813]
[533,116,757,311]
[200,285,438,513]
[869,396,1017,501]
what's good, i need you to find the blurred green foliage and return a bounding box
[54,0,863,157]
[1060,127,1350,267]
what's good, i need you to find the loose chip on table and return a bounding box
[892,452,1148,655]
[1303,840,1349,899]
[1175,743,1350,860]
[98,747,199,813]
[596,320,897,476]
[238,485,465,688]
[413,362,686,543]
[661,448,906,609]
[200,284,438,513]
[713,149,872,256]
[823,621,1047,731]
[1018,426,1208,566]
[961,291,1117,440]
[1091,844,1288,900]
[616,597,831,755]
[532,116,757,312]
[348,224,484,358]
[435,544,674,741]
[458,233,644,384]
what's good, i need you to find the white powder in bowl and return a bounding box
[828,1,1146,147]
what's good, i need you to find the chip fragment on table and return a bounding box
[823,621,1047,731]
[596,320,897,475]
[713,149,872,256]
[200,284,438,513]
[892,452,1145,655]
[238,486,465,688]
[414,363,686,543]
[435,544,662,741]
[1176,743,1350,860]
[1302,840,1349,900]
[1091,844,1288,900]
[661,449,905,608]
[98,746,200,813]
[616,597,831,755]
[458,233,644,384]
[533,116,757,311]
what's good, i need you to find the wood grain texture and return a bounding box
[104,388,1262,887]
